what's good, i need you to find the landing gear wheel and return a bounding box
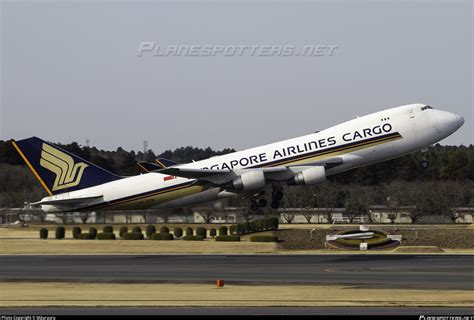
[271,201,279,209]
[420,147,430,169]
[421,160,429,169]
[272,191,283,201]
[258,199,267,208]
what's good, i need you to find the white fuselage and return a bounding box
[40,103,464,212]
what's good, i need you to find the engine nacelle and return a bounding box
[288,166,326,186]
[232,170,266,191]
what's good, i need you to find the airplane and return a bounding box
[11,103,464,213]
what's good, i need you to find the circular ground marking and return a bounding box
[328,229,400,250]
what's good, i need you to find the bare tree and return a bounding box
[313,182,341,224]
[37,210,45,224]
[344,185,370,223]
[386,196,399,224]
[403,181,447,223]
[437,181,469,222]
[302,211,313,223]
[283,213,295,223]
[198,210,215,224]
[80,212,92,224]
[240,209,254,222]
[409,207,424,224]
[385,181,421,223]
[387,211,397,224]
[282,187,297,208]
[53,212,67,224]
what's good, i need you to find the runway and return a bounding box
[1,254,473,290]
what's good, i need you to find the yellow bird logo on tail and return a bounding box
[40,143,88,191]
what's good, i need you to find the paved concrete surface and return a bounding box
[0,254,472,290]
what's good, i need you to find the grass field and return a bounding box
[1,282,472,307]
[0,226,280,254]
[1,224,473,255]
[0,238,278,255]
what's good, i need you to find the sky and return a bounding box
[1,0,472,154]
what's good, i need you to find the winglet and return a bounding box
[137,161,162,173]
[155,158,178,168]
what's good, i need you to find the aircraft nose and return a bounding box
[449,113,465,131]
[432,110,464,135]
[455,114,465,127]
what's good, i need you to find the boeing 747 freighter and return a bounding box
[12,103,464,212]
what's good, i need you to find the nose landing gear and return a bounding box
[421,160,429,169]
[420,147,430,169]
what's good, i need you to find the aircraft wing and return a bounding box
[156,167,288,184]
[158,167,288,178]
[161,157,344,179]
[323,157,344,168]
[157,167,231,179]
[157,156,344,186]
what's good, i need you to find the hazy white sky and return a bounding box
[1,0,472,153]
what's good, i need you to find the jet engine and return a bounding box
[232,170,266,191]
[288,166,326,186]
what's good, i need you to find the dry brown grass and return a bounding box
[0,226,280,255]
[0,238,278,255]
[0,282,472,307]
[2,225,473,255]
[395,246,444,253]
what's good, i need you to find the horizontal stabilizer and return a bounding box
[32,195,103,206]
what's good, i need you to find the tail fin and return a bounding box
[12,136,122,195]
[155,158,178,168]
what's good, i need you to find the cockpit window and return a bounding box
[421,105,433,111]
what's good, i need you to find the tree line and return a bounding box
[0,140,473,211]
[273,180,473,224]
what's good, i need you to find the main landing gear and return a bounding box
[249,186,284,211]
[250,193,267,211]
[270,187,283,209]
